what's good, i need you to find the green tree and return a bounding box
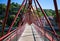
[0,4,6,15]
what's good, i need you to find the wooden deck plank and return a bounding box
[18,23,44,41]
[18,23,34,41]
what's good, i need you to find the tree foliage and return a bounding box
[0,2,60,26]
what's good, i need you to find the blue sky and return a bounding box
[0,0,60,10]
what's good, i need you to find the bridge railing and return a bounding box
[34,23,60,41]
[0,0,26,40]
[33,0,60,41]
[0,0,60,41]
[0,28,17,41]
[0,24,25,41]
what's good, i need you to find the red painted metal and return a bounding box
[31,6,37,20]
[7,34,16,41]
[27,0,32,25]
[7,0,26,33]
[34,0,44,28]
[31,6,42,28]
[53,0,60,31]
[0,0,60,41]
[34,24,56,41]
[35,0,57,35]
[23,0,27,11]
[2,0,11,36]
[0,29,16,40]
[0,22,25,41]
[45,28,60,38]
[7,24,25,41]
[33,0,48,40]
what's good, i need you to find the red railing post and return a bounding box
[2,0,11,36]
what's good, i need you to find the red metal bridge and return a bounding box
[0,0,60,41]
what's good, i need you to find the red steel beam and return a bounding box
[7,25,25,41]
[45,28,60,39]
[35,0,57,35]
[34,24,56,41]
[34,0,47,38]
[34,0,60,40]
[23,0,27,12]
[53,0,60,31]
[24,0,27,8]
[2,0,11,36]
[0,29,16,40]
[0,24,25,41]
[31,6,42,28]
[7,0,26,33]
[34,0,44,28]
[31,6,38,22]
[0,20,25,41]
[27,0,32,24]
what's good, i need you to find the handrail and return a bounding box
[0,28,17,40]
[34,21,60,41]
[0,23,25,41]
[6,24,25,41]
[34,24,56,41]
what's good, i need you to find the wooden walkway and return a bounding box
[3,23,49,41]
[18,23,44,41]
